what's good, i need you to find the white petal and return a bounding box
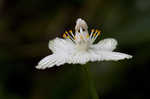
[36,53,69,69]
[55,54,68,66]
[92,38,118,51]
[36,54,57,69]
[48,37,75,54]
[89,51,132,61]
[48,39,55,53]
[67,52,90,64]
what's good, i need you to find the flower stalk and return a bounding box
[82,64,99,99]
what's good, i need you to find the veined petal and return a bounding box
[66,50,132,65]
[36,54,57,69]
[55,54,68,66]
[36,54,69,69]
[48,39,55,53]
[92,38,118,51]
[67,52,90,64]
[48,37,75,53]
[89,51,132,61]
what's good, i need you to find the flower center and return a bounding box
[62,18,101,46]
[62,29,101,44]
[76,42,90,51]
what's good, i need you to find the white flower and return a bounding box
[36,18,132,69]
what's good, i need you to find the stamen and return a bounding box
[90,29,95,39]
[95,29,99,34]
[91,29,94,33]
[97,30,101,35]
[94,30,101,39]
[93,32,97,37]
[69,30,75,38]
[63,33,67,38]
[64,31,76,42]
[93,29,99,37]
[65,31,69,35]
[92,29,101,43]
[63,33,70,39]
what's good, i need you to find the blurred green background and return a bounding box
[0,0,150,99]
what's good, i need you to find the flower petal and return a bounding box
[67,52,90,64]
[92,38,118,51]
[48,37,75,54]
[89,51,132,61]
[55,54,68,66]
[36,53,69,69]
[36,54,57,69]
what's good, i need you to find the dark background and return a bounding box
[0,0,150,99]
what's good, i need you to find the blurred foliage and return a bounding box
[0,0,150,99]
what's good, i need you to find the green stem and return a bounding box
[82,64,99,99]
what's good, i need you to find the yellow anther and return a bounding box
[97,30,101,35]
[91,29,95,33]
[63,33,66,38]
[63,33,70,39]
[95,29,99,33]
[69,30,73,33]
[66,36,70,38]
[93,33,97,37]
[65,31,68,34]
